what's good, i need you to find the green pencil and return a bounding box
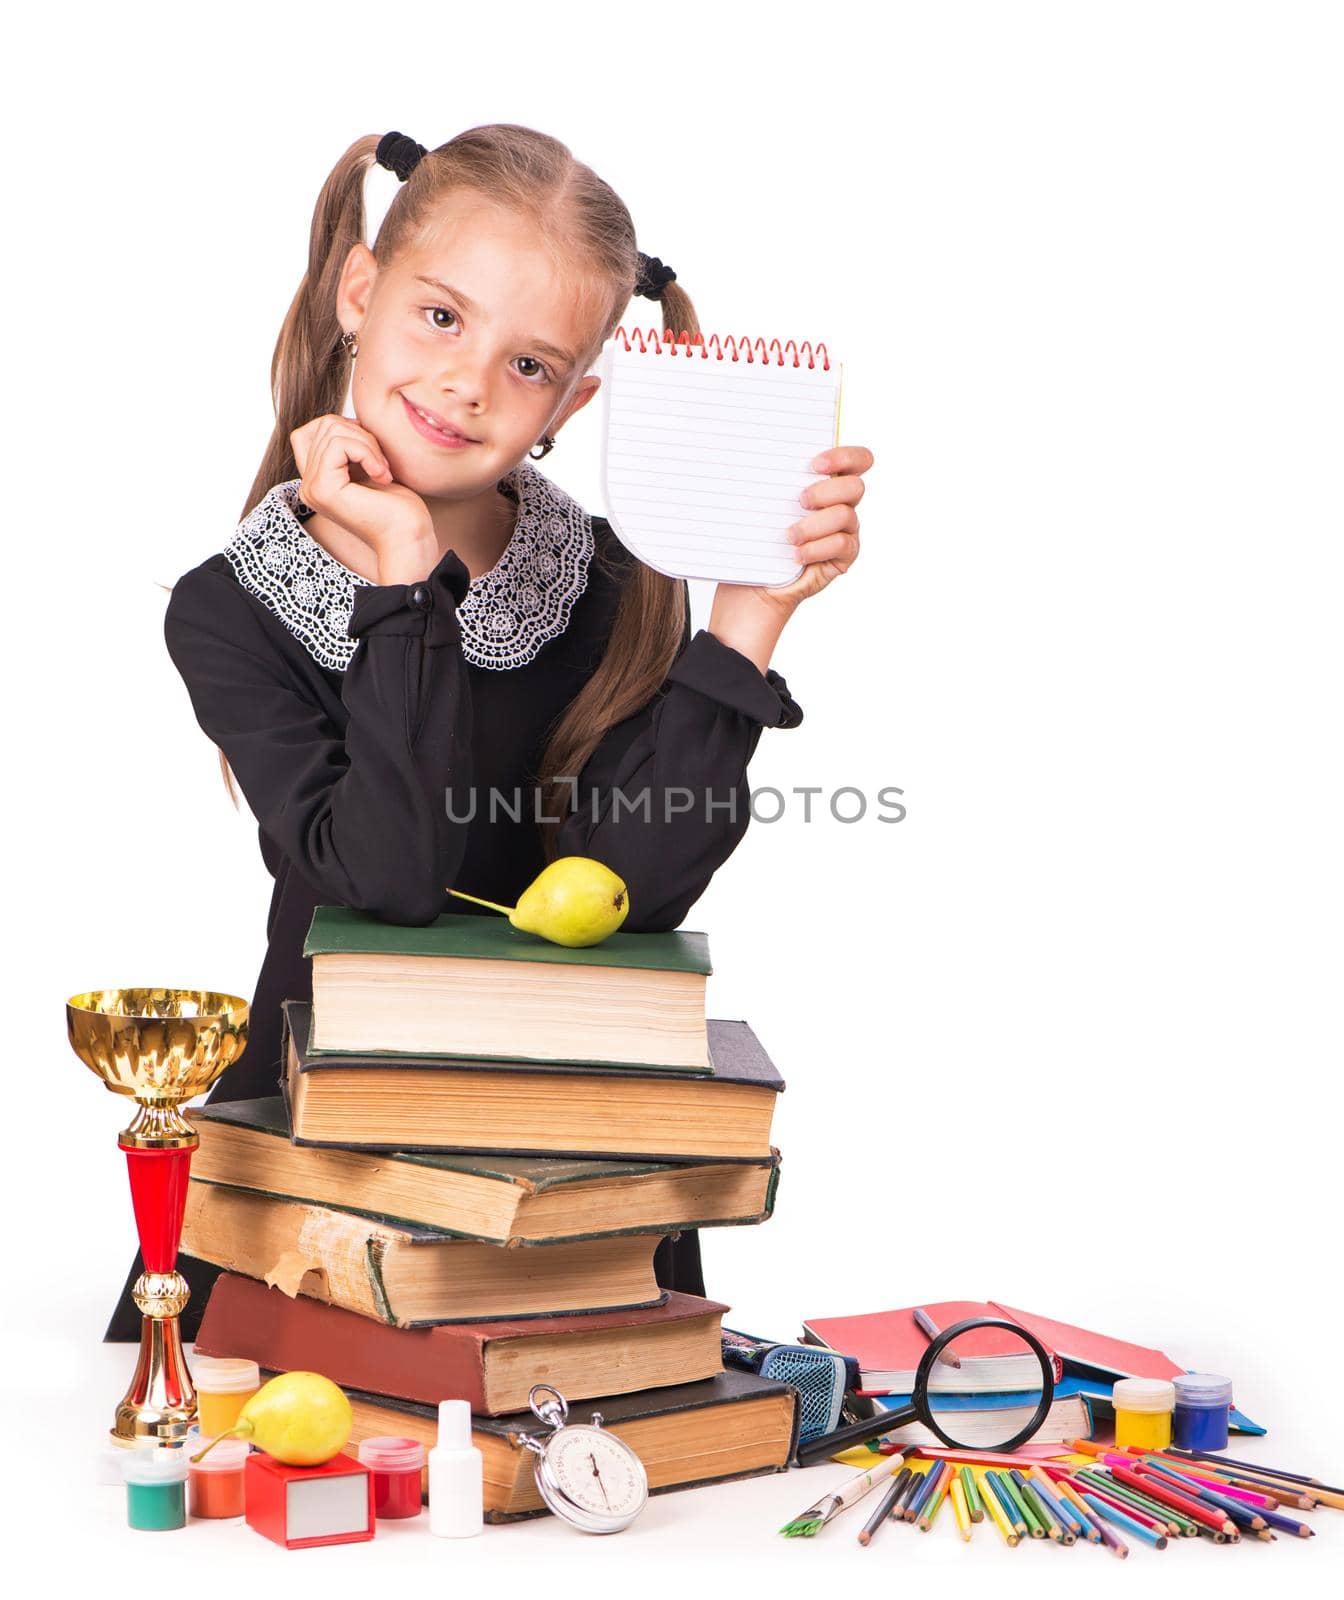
[1002,1472,1046,1539]
[919,1464,952,1531]
[960,1465,985,1522]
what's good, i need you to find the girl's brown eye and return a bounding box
[424,306,458,330]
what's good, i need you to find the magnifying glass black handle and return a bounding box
[794,1401,919,1468]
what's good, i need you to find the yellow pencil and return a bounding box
[950,1475,972,1541]
[977,1471,1019,1548]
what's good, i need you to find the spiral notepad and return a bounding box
[598,328,843,586]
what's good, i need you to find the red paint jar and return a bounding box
[188,1436,250,1519]
[358,1437,426,1519]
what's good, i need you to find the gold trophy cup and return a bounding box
[66,987,248,1446]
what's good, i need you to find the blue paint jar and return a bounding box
[1172,1373,1233,1452]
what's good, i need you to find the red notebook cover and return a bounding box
[801,1300,1062,1388]
[990,1303,1183,1381]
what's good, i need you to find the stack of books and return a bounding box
[185,908,799,1520]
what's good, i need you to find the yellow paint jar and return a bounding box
[1112,1377,1176,1451]
[192,1356,260,1438]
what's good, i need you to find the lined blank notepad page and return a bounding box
[598,331,843,586]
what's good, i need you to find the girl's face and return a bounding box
[337,195,605,497]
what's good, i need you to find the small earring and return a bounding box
[529,433,557,459]
[340,329,360,359]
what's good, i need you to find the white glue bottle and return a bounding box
[429,1398,483,1537]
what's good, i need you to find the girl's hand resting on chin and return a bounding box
[290,415,437,585]
[707,444,876,672]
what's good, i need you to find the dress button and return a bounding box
[410,584,431,611]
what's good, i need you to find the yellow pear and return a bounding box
[191,1371,351,1466]
[449,856,629,947]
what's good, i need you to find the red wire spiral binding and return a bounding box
[613,326,830,371]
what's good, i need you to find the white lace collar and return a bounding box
[222,459,595,671]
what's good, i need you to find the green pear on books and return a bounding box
[449,855,629,947]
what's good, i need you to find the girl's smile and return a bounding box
[399,392,480,448]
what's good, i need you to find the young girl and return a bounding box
[107,123,872,1338]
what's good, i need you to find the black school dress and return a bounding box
[105,460,802,1339]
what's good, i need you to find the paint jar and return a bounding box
[188,1435,251,1519]
[1112,1377,1177,1451]
[122,1445,189,1531]
[1172,1373,1233,1452]
[359,1436,426,1519]
[191,1355,261,1438]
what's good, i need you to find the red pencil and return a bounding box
[1112,1465,1236,1537]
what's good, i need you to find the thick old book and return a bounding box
[283,1001,783,1161]
[338,1370,800,1520]
[304,906,712,1070]
[181,1180,668,1327]
[195,1272,728,1415]
[188,1097,781,1240]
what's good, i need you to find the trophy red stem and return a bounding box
[120,1141,194,1272]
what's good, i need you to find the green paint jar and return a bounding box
[122,1444,189,1531]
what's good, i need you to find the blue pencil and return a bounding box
[986,1471,1029,1536]
[904,1465,939,1522]
[1081,1491,1169,1549]
[1143,1463,1267,1529]
[1027,1472,1084,1538]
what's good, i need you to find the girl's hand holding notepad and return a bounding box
[706,443,874,673]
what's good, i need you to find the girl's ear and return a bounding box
[336,242,380,330]
[555,373,600,430]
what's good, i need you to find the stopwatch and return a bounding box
[511,1384,649,1533]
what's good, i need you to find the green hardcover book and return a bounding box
[189,1095,782,1243]
[283,999,784,1162]
[303,906,712,1071]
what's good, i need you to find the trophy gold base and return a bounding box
[110,1271,197,1447]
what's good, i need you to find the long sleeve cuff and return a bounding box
[665,628,804,729]
[348,545,471,645]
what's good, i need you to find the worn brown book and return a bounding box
[283,1001,783,1161]
[188,1097,781,1242]
[181,1180,668,1326]
[195,1272,728,1415]
[336,1371,799,1520]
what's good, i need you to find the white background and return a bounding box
[6,2,1341,1593]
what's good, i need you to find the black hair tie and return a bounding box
[635,252,677,300]
[376,131,428,182]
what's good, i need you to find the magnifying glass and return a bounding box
[795,1317,1056,1468]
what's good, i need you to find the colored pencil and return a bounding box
[858,1470,910,1545]
[1139,1463,1268,1527]
[904,1464,939,1522]
[1080,1491,1168,1549]
[1257,1505,1315,1539]
[1029,1469,1084,1539]
[1075,1472,1184,1536]
[1084,1468,1202,1535]
[913,1306,962,1368]
[886,1466,914,1517]
[1110,1464,1237,1538]
[978,1473,1020,1547]
[950,1475,972,1540]
[1136,1455,1282,1508]
[1090,1511,1131,1558]
[1166,1451,1333,1507]
[1001,1470,1045,1538]
[960,1465,984,1521]
[919,1464,952,1531]
[1012,1470,1065,1543]
[986,1471,1029,1537]
[1052,1477,1103,1542]
[1170,1447,1344,1495]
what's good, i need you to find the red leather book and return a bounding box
[195,1272,727,1415]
